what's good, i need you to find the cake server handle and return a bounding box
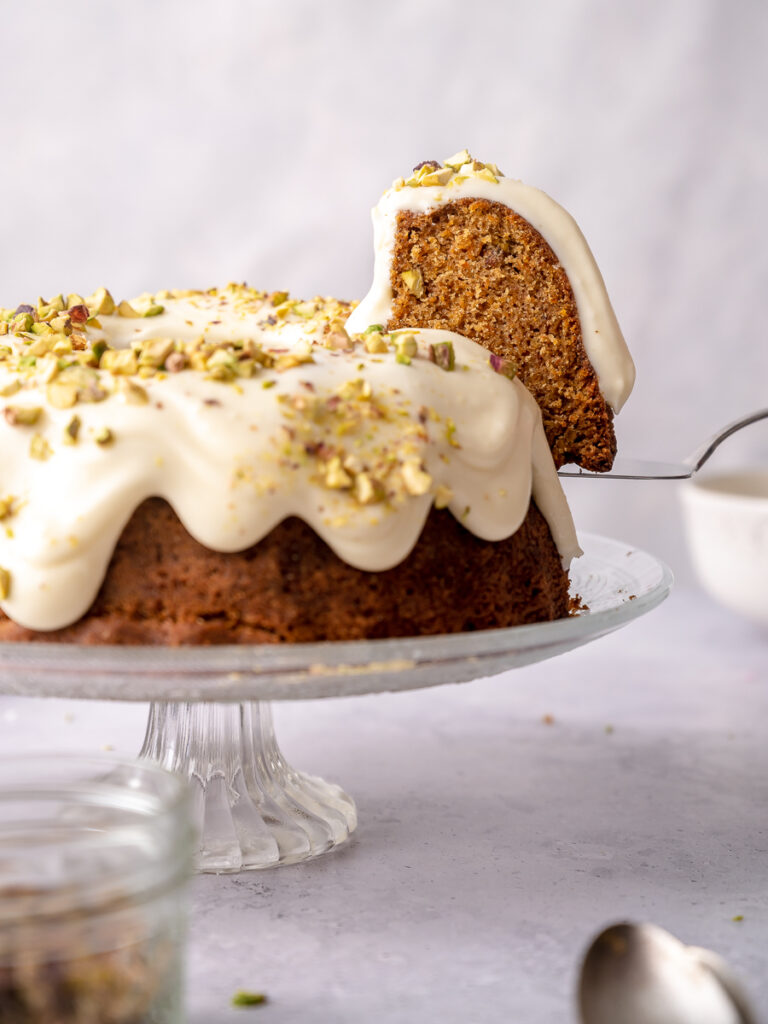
[558,407,768,480]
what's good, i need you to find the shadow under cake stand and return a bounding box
[0,533,672,873]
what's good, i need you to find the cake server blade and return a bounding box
[558,407,768,481]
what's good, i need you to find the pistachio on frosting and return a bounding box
[0,283,580,631]
[392,150,503,192]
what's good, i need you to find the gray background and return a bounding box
[1,0,767,582]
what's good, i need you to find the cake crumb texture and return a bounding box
[388,198,617,471]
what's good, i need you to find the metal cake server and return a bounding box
[558,408,768,480]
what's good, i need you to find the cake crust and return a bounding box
[0,498,569,645]
[387,197,617,471]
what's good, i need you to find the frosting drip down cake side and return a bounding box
[0,284,579,643]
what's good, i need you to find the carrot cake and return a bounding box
[0,284,580,643]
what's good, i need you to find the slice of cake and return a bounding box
[0,285,579,643]
[346,151,635,471]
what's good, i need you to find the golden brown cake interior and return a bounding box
[387,197,617,471]
[0,498,569,645]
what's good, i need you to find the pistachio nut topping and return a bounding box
[0,282,579,631]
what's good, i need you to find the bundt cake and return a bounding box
[0,284,580,643]
[346,151,635,472]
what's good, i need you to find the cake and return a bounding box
[346,151,635,472]
[0,284,581,643]
[0,155,634,644]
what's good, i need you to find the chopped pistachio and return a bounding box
[100,349,138,375]
[3,405,42,427]
[400,269,425,298]
[165,351,188,373]
[10,312,34,333]
[270,291,289,306]
[434,484,453,509]
[261,379,276,389]
[489,353,517,379]
[56,364,107,403]
[139,337,175,368]
[325,321,353,351]
[63,414,81,444]
[394,334,418,365]
[274,351,314,372]
[28,335,55,357]
[29,322,53,337]
[232,358,256,379]
[443,148,471,169]
[429,340,455,371]
[68,304,90,324]
[420,168,453,187]
[117,378,149,404]
[91,340,108,362]
[363,323,384,334]
[117,299,140,318]
[0,322,7,336]
[474,167,498,183]
[0,497,14,520]
[364,333,389,354]
[46,380,79,409]
[143,303,164,317]
[29,434,51,460]
[66,293,85,309]
[37,354,60,384]
[231,991,267,1007]
[354,472,384,505]
[0,566,10,600]
[94,426,114,445]
[0,380,20,398]
[401,459,432,496]
[87,286,116,316]
[324,456,352,489]
[48,315,72,334]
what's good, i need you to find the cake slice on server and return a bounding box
[346,151,635,472]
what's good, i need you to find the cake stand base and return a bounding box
[139,701,357,873]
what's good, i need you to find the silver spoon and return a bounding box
[578,922,758,1024]
[558,408,768,480]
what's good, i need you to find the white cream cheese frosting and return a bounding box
[346,152,636,414]
[0,285,580,631]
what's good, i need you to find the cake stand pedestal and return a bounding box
[139,701,356,872]
[0,534,672,873]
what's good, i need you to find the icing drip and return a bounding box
[346,157,636,414]
[0,286,579,632]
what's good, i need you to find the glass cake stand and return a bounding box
[0,534,672,873]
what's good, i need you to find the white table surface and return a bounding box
[1,585,766,1023]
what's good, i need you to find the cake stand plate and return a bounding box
[0,534,672,872]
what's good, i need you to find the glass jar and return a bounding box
[0,755,194,1024]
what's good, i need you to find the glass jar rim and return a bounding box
[0,753,193,926]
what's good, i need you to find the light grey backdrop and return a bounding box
[1,0,766,584]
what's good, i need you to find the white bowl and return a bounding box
[680,468,768,625]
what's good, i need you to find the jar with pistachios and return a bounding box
[0,755,193,1024]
